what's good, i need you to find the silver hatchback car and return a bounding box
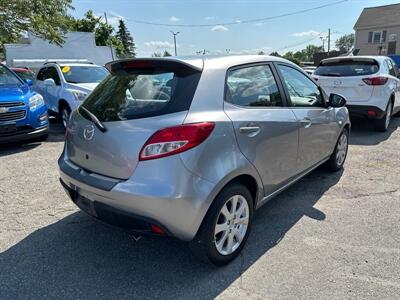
[59,55,350,265]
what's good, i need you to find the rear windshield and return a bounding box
[314,60,379,77]
[81,67,201,122]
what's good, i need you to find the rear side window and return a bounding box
[314,60,379,77]
[225,65,283,107]
[81,66,201,122]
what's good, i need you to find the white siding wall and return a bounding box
[355,26,400,55]
[4,32,116,70]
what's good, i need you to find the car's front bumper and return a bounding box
[0,124,48,144]
[58,151,217,241]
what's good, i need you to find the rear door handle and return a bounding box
[239,125,261,137]
[300,118,312,128]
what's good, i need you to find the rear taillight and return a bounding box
[139,122,215,161]
[362,76,388,86]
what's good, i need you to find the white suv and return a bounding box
[34,62,109,128]
[313,56,400,131]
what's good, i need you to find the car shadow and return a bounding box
[0,118,64,156]
[349,116,400,146]
[0,168,342,299]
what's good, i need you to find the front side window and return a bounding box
[226,65,283,107]
[61,66,109,84]
[278,65,324,108]
[0,66,22,86]
[36,68,47,81]
[47,67,61,85]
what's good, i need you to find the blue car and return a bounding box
[0,65,48,143]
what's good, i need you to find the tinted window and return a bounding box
[61,66,109,83]
[387,60,396,77]
[278,65,324,108]
[0,66,22,86]
[314,60,379,77]
[81,68,201,122]
[36,68,47,81]
[14,70,35,81]
[226,65,283,107]
[47,67,60,85]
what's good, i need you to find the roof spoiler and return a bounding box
[105,58,203,75]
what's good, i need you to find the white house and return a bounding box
[4,32,116,70]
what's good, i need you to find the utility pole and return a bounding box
[170,31,180,56]
[327,28,331,57]
[104,12,115,60]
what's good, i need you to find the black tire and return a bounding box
[59,104,71,129]
[374,101,392,132]
[189,183,254,266]
[326,128,349,172]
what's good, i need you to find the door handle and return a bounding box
[239,125,261,137]
[300,118,312,128]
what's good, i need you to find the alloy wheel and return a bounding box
[214,195,249,255]
[336,133,348,166]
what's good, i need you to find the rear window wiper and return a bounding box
[317,73,341,77]
[79,106,107,132]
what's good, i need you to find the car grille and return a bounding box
[0,102,25,108]
[0,110,26,122]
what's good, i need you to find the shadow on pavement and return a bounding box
[0,118,64,156]
[0,168,342,299]
[349,116,400,146]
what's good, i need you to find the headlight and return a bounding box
[29,94,44,110]
[72,90,88,101]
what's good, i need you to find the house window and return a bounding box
[373,31,382,44]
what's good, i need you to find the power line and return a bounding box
[122,0,348,28]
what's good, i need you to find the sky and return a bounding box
[71,0,400,57]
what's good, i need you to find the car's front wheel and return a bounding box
[326,128,349,171]
[190,183,254,266]
[59,104,71,129]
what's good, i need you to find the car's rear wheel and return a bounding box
[190,183,254,266]
[326,128,349,172]
[375,101,392,132]
[60,104,71,129]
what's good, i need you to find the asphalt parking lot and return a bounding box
[1,117,400,300]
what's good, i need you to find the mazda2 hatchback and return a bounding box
[59,56,350,265]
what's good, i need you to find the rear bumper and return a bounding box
[0,124,48,144]
[58,152,217,241]
[346,105,386,120]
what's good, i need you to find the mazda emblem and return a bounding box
[0,107,8,114]
[83,125,95,141]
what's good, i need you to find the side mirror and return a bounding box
[44,78,56,87]
[328,93,347,108]
[24,79,33,86]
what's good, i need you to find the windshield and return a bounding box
[314,60,379,77]
[0,66,23,86]
[61,66,109,83]
[81,68,201,122]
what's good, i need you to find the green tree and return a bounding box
[302,44,323,61]
[0,0,73,47]
[163,50,172,57]
[116,19,136,58]
[258,51,265,55]
[269,51,281,57]
[335,33,355,53]
[283,51,301,65]
[70,10,99,32]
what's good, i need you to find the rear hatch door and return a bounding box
[66,59,203,179]
[314,58,379,102]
